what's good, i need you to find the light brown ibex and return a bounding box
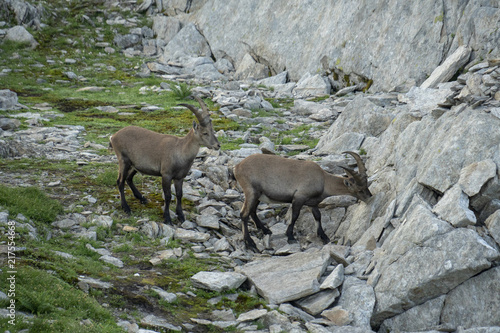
[233,151,372,250]
[109,95,220,224]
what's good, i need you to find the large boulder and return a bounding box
[0,90,18,110]
[152,15,181,43]
[4,25,38,48]
[370,203,500,326]
[315,95,394,155]
[235,247,331,304]
[160,23,212,62]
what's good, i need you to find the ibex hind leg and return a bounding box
[286,198,306,244]
[126,169,147,204]
[240,191,260,251]
[250,205,272,235]
[312,206,330,244]
[242,215,258,252]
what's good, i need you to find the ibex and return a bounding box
[234,151,372,250]
[109,95,220,224]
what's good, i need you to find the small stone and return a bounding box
[321,306,352,326]
[99,255,124,268]
[320,264,345,290]
[237,309,268,322]
[151,286,177,303]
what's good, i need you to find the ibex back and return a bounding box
[234,152,372,250]
[109,96,220,224]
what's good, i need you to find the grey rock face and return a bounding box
[160,23,212,62]
[152,15,181,42]
[337,277,375,330]
[379,296,446,332]
[315,95,394,155]
[371,203,499,326]
[432,184,477,227]
[441,266,500,328]
[416,108,500,193]
[190,0,500,91]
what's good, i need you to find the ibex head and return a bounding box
[179,95,221,150]
[340,151,372,201]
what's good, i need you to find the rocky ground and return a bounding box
[1,1,500,333]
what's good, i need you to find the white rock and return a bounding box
[433,184,477,227]
[191,271,247,292]
[99,255,124,268]
[237,309,268,322]
[151,286,177,303]
[458,159,497,197]
[320,264,345,290]
[174,228,211,242]
[196,214,220,229]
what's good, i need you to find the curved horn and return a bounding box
[340,165,362,183]
[192,95,210,115]
[178,95,211,126]
[342,151,367,177]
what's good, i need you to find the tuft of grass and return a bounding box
[169,82,192,100]
[95,167,118,187]
[0,185,63,223]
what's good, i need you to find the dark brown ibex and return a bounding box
[109,96,220,224]
[234,151,372,250]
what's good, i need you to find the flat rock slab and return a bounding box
[294,288,340,315]
[191,271,247,292]
[420,45,471,89]
[141,314,182,332]
[237,309,268,322]
[236,247,331,304]
[174,228,210,242]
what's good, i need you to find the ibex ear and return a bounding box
[192,121,198,131]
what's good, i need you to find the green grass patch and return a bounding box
[0,266,121,333]
[0,185,63,223]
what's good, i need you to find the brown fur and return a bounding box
[110,97,220,224]
[234,152,372,250]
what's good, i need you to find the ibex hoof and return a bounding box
[177,212,185,223]
[245,239,258,252]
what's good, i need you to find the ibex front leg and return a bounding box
[173,178,185,222]
[161,175,173,225]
